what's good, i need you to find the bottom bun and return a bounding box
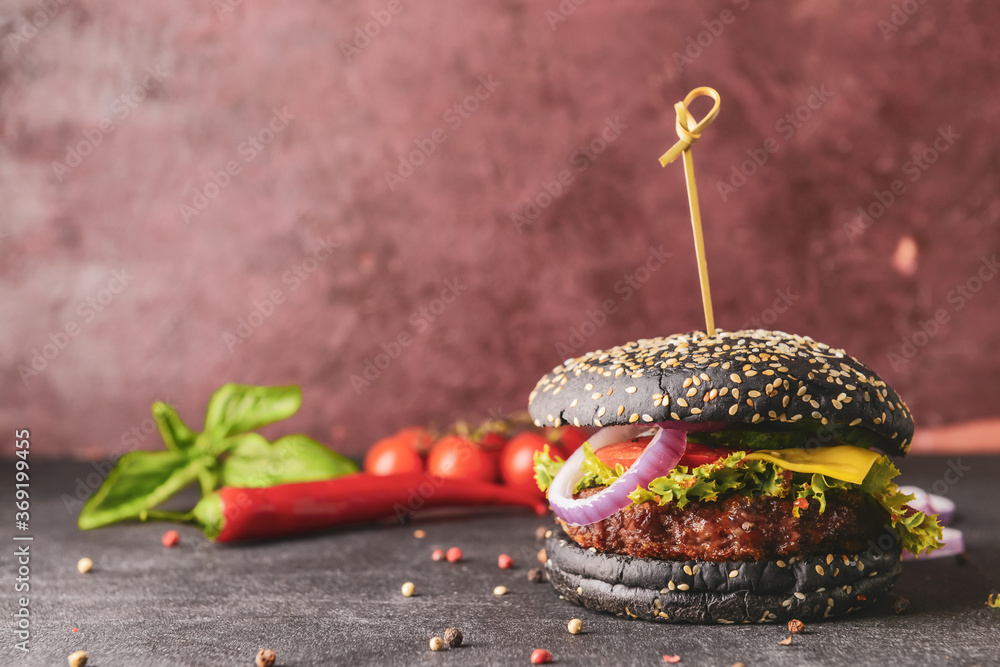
[544,532,902,624]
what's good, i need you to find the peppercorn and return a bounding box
[567,618,583,634]
[443,627,463,647]
[429,637,445,651]
[787,618,805,634]
[527,568,543,583]
[498,554,514,569]
[431,548,445,561]
[161,530,180,548]
[446,547,463,563]
[530,648,552,664]
[76,558,93,574]
[255,648,276,667]
[537,548,547,564]
[493,585,507,596]
[67,650,88,667]
[413,529,427,539]
[534,525,548,541]
[891,595,910,614]
[779,635,793,646]
[401,582,416,597]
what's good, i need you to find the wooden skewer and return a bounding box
[659,87,722,336]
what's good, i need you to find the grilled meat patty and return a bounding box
[559,488,889,561]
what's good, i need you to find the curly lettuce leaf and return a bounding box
[574,442,623,493]
[532,444,565,492]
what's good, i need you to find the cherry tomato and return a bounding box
[477,429,507,474]
[549,425,590,453]
[594,436,738,470]
[501,432,567,491]
[363,427,432,476]
[427,435,498,483]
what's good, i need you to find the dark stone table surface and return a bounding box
[2,456,999,666]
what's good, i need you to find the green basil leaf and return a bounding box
[78,451,207,530]
[152,401,197,452]
[203,384,301,438]
[220,433,358,488]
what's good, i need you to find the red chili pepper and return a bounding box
[194,472,547,543]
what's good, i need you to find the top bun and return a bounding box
[527,329,913,456]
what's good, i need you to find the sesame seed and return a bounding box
[628,413,639,423]
[683,378,692,388]
[677,583,690,591]
[591,392,602,400]
[730,374,742,384]
[728,570,739,578]
[677,398,689,407]
[728,404,739,416]
[686,387,698,397]
[815,565,825,576]
[625,386,637,393]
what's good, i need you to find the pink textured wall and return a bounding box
[3,0,999,457]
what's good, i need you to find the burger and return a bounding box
[529,329,942,624]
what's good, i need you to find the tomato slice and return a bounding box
[593,438,652,469]
[594,436,738,471]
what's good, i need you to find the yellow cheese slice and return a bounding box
[743,445,881,485]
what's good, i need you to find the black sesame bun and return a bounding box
[528,329,913,456]
[544,532,902,624]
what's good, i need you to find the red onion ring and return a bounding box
[547,425,688,526]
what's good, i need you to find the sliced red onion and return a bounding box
[547,425,688,526]
[899,485,956,525]
[902,527,964,560]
